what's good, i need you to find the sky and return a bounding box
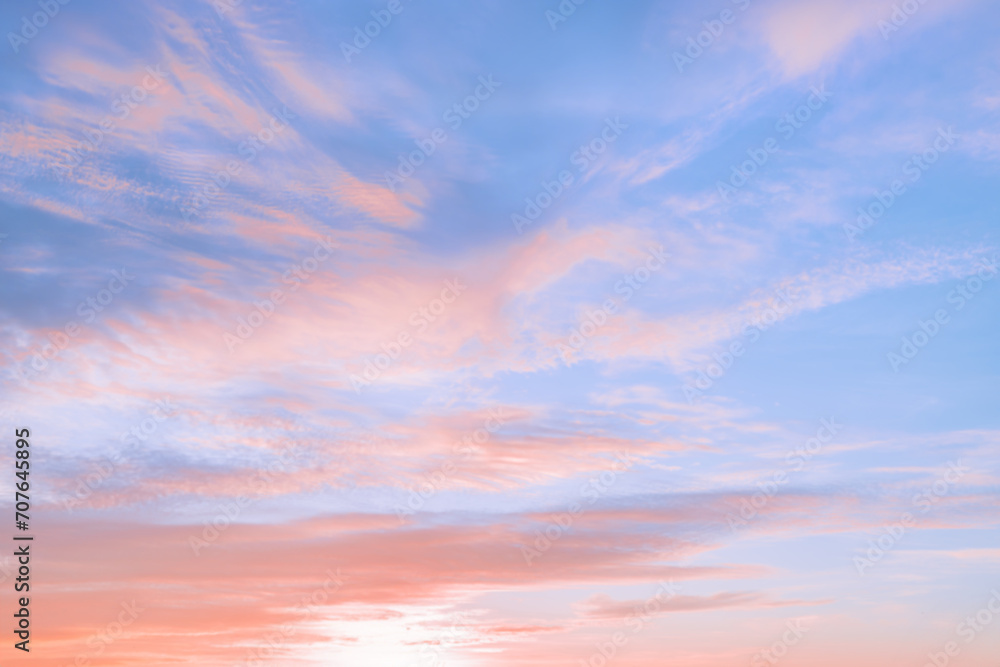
[0,0,999,665]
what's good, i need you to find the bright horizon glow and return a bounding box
[0,0,998,664]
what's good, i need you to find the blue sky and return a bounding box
[1,0,998,664]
